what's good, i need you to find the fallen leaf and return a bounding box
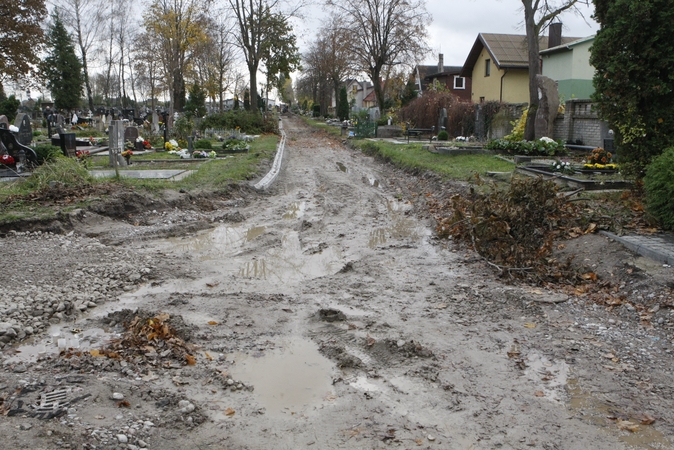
[117,400,130,408]
[225,408,235,417]
[523,323,536,329]
[90,349,104,357]
[556,243,566,250]
[617,419,639,432]
[584,223,597,234]
[204,351,213,361]
[366,335,376,346]
[581,272,598,281]
[534,391,545,397]
[207,321,218,325]
[185,354,196,365]
[206,282,219,288]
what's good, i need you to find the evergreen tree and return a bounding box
[184,83,207,117]
[41,11,84,112]
[591,0,674,175]
[337,86,349,121]
[400,79,418,107]
[0,95,21,122]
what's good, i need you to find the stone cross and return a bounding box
[152,112,160,134]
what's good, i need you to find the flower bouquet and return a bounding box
[550,159,575,175]
[121,149,133,164]
[1,154,15,167]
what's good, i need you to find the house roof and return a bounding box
[363,90,377,102]
[540,35,595,55]
[460,33,581,77]
[425,66,463,80]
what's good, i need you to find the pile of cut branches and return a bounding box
[430,176,582,280]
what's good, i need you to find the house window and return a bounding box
[479,96,485,103]
[453,76,465,90]
[485,59,491,77]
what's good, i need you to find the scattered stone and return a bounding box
[20,423,32,430]
[112,392,124,400]
[117,434,128,443]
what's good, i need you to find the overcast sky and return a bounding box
[293,0,599,70]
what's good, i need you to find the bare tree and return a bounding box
[327,0,431,112]
[56,0,106,111]
[227,0,302,113]
[521,0,588,140]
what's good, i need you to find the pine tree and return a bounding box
[41,11,84,112]
[184,83,207,117]
[591,0,674,175]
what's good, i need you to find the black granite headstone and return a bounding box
[14,113,32,146]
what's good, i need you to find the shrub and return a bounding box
[177,139,188,149]
[194,139,212,149]
[644,147,674,230]
[150,135,164,148]
[485,137,566,156]
[32,144,62,164]
[32,130,42,137]
[437,130,449,141]
[199,111,276,135]
[312,104,321,117]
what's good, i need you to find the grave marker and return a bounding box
[109,120,125,168]
[124,126,139,143]
[14,113,32,146]
[0,115,9,129]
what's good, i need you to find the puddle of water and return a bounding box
[237,231,342,284]
[524,353,569,401]
[567,379,672,449]
[336,162,347,172]
[4,327,115,364]
[228,338,334,417]
[282,201,306,220]
[165,225,267,261]
[368,216,423,249]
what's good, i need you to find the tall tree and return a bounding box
[327,0,431,112]
[520,0,588,140]
[184,82,207,117]
[0,0,46,92]
[41,11,84,112]
[228,0,301,114]
[144,0,210,113]
[134,31,166,110]
[57,0,106,111]
[260,13,300,108]
[591,0,674,175]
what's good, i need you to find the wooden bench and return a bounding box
[406,126,435,143]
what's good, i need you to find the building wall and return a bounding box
[542,38,595,100]
[552,99,609,147]
[471,48,530,103]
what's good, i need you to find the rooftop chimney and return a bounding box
[548,23,562,49]
[438,54,444,73]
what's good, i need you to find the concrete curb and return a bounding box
[599,230,674,265]
[253,120,286,190]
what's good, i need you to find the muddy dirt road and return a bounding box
[1,115,673,449]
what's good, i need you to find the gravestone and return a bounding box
[59,133,77,157]
[152,112,160,134]
[534,75,560,140]
[438,108,448,134]
[14,113,32,146]
[109,120,125,167]
[0,115,9,129]
[124,126,139,143]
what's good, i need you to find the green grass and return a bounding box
[0,134,279,221]
[302,117,342,137]
[354,140,515,181]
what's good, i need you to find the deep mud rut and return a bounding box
[1,115,674,449]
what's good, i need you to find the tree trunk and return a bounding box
[523,1,540,141]
[249,66,258,114]
[372,67,385,112]
[173,68,185,111]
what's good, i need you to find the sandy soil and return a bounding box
[1,115,673,450]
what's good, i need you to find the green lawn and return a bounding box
[355,140,514,182]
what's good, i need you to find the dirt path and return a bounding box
[1,115,673,449]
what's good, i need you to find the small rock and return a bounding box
[112,392,124,400]
[20,423,32,430]
[117,434,128,443]
[137,440,148,448]
[428,435,435,441]
[397,340,405,348]
[13,364,28,373]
